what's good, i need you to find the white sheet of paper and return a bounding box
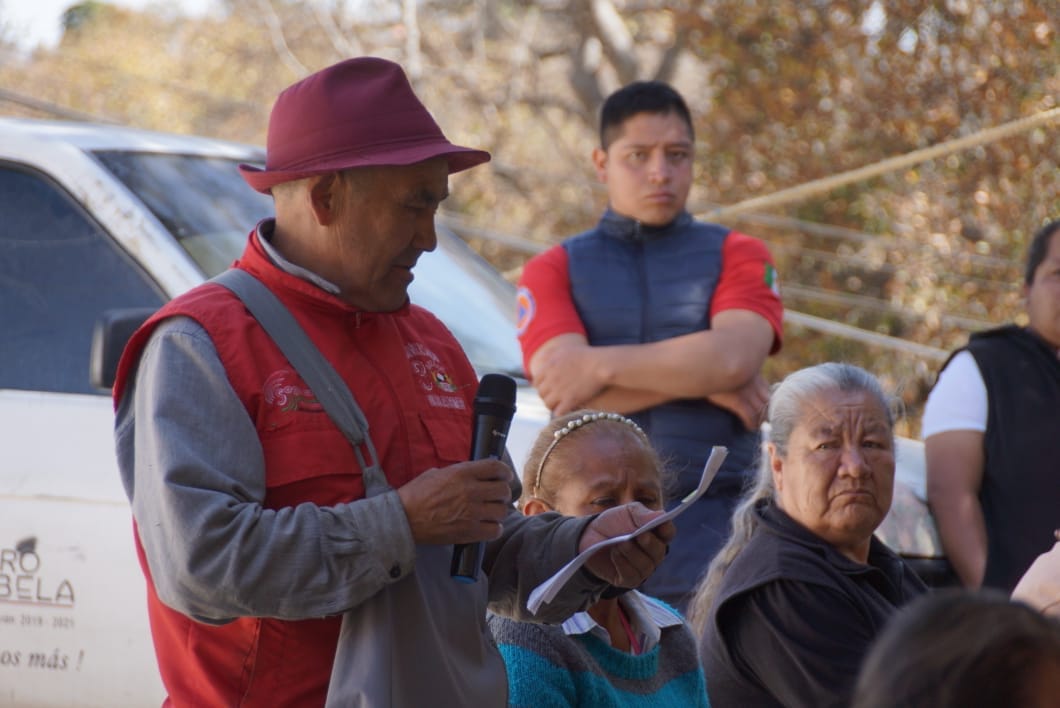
[526,445,728,615]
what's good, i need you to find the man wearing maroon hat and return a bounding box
[113,57,674,707]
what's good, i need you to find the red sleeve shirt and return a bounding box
[713,231,784,354]
[516,245,582,378]
[516,231,784,378]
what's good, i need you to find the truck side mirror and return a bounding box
[89,308,155,391]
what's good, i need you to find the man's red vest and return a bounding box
[113,234,476,706]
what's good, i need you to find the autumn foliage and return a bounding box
[1,0,1056,435]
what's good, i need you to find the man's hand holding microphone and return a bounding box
[395,373,673,590]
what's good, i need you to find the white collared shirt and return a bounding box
[559,590,684,654]
[256,218,341,295]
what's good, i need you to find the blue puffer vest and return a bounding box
[565,209,760,607]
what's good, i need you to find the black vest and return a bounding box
[564,209,760,605]
[703,504,925,707]
[957,325,1060,591]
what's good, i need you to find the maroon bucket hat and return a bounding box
[239,57,490,193]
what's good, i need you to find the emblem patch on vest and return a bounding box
[263,370,323,412]
[516,287,535,335]
[407,342,467,410]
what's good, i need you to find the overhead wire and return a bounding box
[783,311,949,363]
[762,240,1015,294]
[781,283,997,332]
[0,87,117,123]
[703,107,1060,220]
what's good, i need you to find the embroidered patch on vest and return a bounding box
[516,287,535,335]
[407,342,468,410]
[263,370,323,412]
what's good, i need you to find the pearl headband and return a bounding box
[531,411,647,496]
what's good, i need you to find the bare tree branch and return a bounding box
[567,36,605,119]
[404,0,422,79]
[653,23,689,83]
[310,0,362,59]
[519,93,591,118]
[256,0,308,77]
[588,0,638,84]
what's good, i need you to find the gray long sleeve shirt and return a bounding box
[114,238,614,704]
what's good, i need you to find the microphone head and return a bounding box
[474,373,517,417]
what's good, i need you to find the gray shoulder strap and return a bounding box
[210,268,390,497]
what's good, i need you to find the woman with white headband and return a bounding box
[488,409,710,707]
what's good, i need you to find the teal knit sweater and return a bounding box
[487,606,709,708]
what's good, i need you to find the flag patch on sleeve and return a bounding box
[764,263,780,297]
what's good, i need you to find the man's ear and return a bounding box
[591,147,608,182]
[307,173,341,226]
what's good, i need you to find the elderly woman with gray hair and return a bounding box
[687,363,926,708]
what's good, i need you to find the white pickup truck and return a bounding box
[0,117,949,707]
[0,118,550,707]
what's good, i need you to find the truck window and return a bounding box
[93,151,273,277]
[0,165,166,395]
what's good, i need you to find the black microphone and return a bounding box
[451,373,517,583]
